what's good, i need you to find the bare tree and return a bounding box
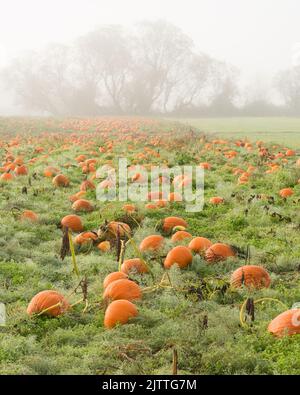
[2,20,241,116]
[75,25,132,113]
[3,44,75,115]
[276,66,300,114]
[172,53,217,113]
[208,62,240,115]
[126,20,193,114]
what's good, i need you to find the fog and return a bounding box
[1,0,300,116]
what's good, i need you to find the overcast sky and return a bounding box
[0,0,299,90]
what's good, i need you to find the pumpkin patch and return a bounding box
[1,117,300,375]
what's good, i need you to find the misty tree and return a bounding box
[172,53,217,113]
[208,62,240,115]
[74,25,132,113]
[1,20,241,116]
[127,20,194,114]
[276,66,300,114]
[3,44,75,116]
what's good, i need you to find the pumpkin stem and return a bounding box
[36,302,62,316]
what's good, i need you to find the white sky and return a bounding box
[0,0,299,87]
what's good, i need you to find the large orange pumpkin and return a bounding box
[121,258,148,274]
[61,214,83,232]
[74,231,98,245]
[164,246,193,269]
[103,279,142,301]
[27,290,70,317]
[103,272,128,289]
[188,237,212,253]
[72,199,93,212]
[205,243,235,263]
[104,299,138,329]
[230,265,271,289]
[139,235,164,252]
[268,309,300,337]
[162,217,188,233]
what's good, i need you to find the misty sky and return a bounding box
[0,0,299,91]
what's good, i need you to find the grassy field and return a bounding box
[173,117,300,147]
[0,117,300,375]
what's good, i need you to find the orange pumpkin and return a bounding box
[121,258,148,274]
[0,172,14,182]
[171,231,192,242]
[156,199,167,208]
[44,166,59,178]
[268,309,300,337]
[97,241,111,252]
[164,246,193,269]
[139,235,164,252]
[76,154,86,163]
[72,199,93,212]
[104,299,138,329]
[188,237,212,253]
[20,210,39,223]
[69,191,87,202]
[15,165,28,176]
[13,156,23,166]
[61,214,83,232]
[103,272,128,289]
[74,231,98,245]
[285,149,296,157]
[205,243,235,263]
[145,203,158,210]
[279,188,293,198]
[80,180,95,191]
[122,204,136,213]
[209,196,224,205]
[162,217,188,234]
[52,174,69,187]
[27,290,70,317]
[230,265,271,289]
[103,221,131,238]
[199,162,211,170]
[103,279,142,301]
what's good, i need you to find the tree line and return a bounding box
[2,20,300,117]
